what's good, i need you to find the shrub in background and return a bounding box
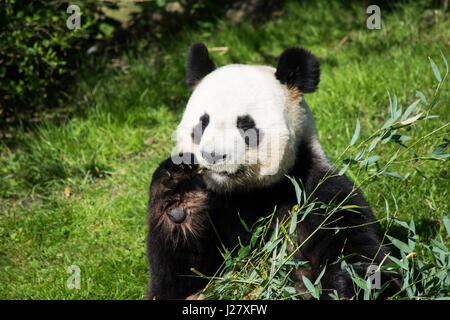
[0,0,281,132]
[0,0,118,128]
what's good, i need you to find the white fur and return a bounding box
[175,64,329,192]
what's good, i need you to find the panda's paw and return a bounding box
[167,207,186,224]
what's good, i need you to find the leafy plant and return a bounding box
[0,0,117,125]
[197,207,309,300]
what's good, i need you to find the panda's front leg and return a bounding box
[146,155,222,299]
[146,204,220,300]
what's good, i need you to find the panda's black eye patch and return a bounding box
[199,113,210,129]
[237,115,262,147]
[191,113,209,144]
[237,115,255,131]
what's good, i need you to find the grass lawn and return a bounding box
[0,0,448,299]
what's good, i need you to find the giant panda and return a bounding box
[146,42,400,300]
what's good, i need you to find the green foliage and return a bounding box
[382,215,450,299]
[0,0,260,126]
[0,0,116,122]
[338,47,449,180]
[199,208,308,300]
[0,0,448,299]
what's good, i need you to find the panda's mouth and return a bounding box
[205,165,244,178]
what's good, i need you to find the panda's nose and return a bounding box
[201,150,227,164]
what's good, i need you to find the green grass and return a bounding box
[0,0,448,299]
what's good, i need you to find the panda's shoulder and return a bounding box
[305,161,369,210]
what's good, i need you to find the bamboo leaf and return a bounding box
[388,90,393,116]
[343,158,358,165]
[433,153,449,159]
[338,163,350,176]
[350,118,360,146]
[354,147,366,161]
[391,134,412,142]
[238,212,250,233]
[289,209,298,235]
[378,151,399,175]
[427,94,440,110]
[384,197,390,221]
[315,266,327,285]
[387,235,412,253]
[418,115,439,120]
[394,218,410,229]
[361,155,381,167]
[381,170,405,180]
[400,100,420,122]
[430,239,448,253]
[299,203,314,222]
[432,141,450,158]
[302,275,319,299]
[443,216,450,237]
[438,46,448,73]
[288,176,302,205]
[381,117,396,130]
[341,205,362,213]
[393,94,398,115]
[238,245,250,259]
[369,135,382,152]
[352,274,369,291]
[408,219,416,250]
[385,183,398,211]
[416,90,428,104]
[387,255,408,270]
[398,112,423,125]
[429,56,442,82]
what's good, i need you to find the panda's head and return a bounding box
[175,42,322,192]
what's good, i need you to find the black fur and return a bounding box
[186,42,216,89]
[146,141,401,299]
[275,47,320,93]
[146,155,222,300]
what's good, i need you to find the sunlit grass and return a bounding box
[0,0,448,299]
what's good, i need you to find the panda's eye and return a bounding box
[191,113,209,144]
[237,115,261,147]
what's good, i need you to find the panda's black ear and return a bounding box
[186,42,216,90]
[275,47,320,94]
